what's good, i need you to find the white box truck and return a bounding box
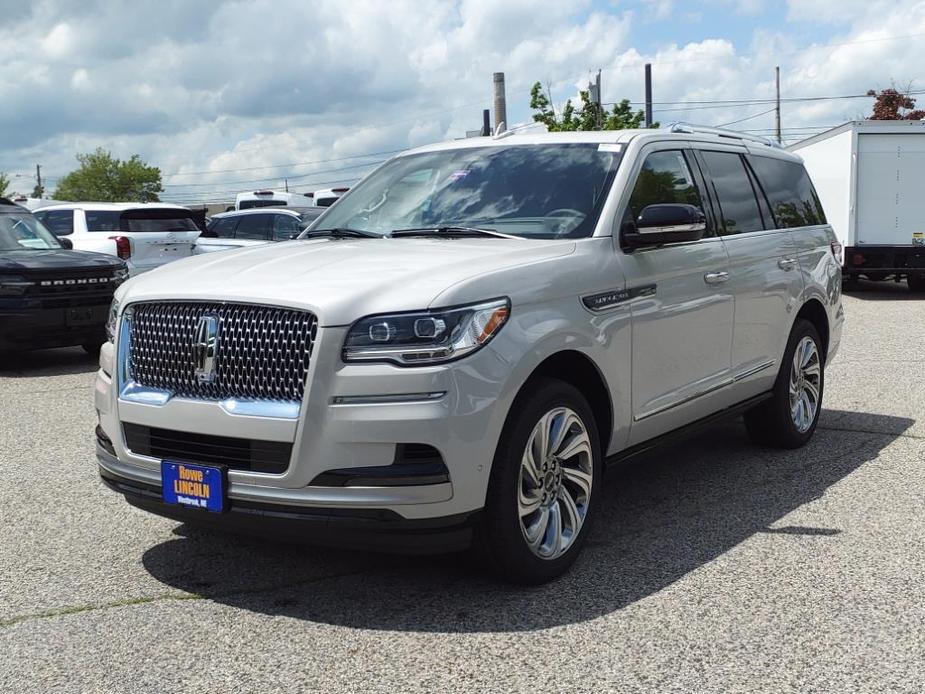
[790,120,925,291]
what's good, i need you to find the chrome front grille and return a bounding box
[128,302,317,402]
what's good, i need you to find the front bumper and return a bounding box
[0,302,108,351]
[98,447,477,553]
[95,322,516,524]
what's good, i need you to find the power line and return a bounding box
[162,158,386,188]
[161,148,406,179]
[718,107,777,127]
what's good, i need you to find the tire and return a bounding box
[744,319,824,449]
[477,377,602,584]
[908,274,925,293]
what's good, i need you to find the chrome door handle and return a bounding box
[704,271,729,284]
[778,258,798,271]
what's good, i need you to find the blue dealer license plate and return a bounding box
[161,461,226,513]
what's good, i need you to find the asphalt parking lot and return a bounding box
[2,282,924,694]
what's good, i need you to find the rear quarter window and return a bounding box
[748,156,827,228]
[34,209,74,236]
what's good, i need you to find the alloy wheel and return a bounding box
[517,407,594,560]
[789,335,821,433]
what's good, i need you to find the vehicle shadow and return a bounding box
[0,347,99,377]
[843,279,920,301]
[141,409,913,633]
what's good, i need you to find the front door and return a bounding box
[618,147,735,445]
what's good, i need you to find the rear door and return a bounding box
[85,208,200,272]
[696,149,804,400]
[856,133,925,247]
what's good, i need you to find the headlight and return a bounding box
[0,275,32,296]
[106,298,120,343]
[343,298,510,365]
[113,264,129,286]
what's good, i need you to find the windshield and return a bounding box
[0,214,62,251]
[86,210,200,232]
[315,144,621,239]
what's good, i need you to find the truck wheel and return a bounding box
[744,319,824,449]
[908,274,925,293]
[477,378,602,584]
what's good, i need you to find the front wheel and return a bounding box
[744,319,824,449]
[477,378,602,584]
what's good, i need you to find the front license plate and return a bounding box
[161,461,226,513]
[66,306,96,326]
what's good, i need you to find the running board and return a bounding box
[606,391,773,467]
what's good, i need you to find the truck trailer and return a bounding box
[789,120,925,292]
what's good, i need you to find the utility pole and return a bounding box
[644,63,653,128]
[775,66,782,144]
[589,70,602,129]
[493,72,507,134]
[284,178,289,192]
[34,164,43,198]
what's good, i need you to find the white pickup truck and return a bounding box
[34,203,201,276]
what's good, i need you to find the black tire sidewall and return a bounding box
[480,377,603,584]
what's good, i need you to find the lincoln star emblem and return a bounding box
[194,314,220,383]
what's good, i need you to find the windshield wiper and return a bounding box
[302,227,381,239]
[390,226,521,239]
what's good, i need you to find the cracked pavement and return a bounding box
[2,283,924,693]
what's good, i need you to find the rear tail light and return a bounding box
[109,236,132,260]
[830,241,843,265]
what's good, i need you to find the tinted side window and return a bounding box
[627,150,704,220]
[700,151,765,235]
[35,210,74,236]
[85,211,122,231]
[748,156,827,228]
[209,217,238,238]
[233,214,272,240]
[272,214,301,240]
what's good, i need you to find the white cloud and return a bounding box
[2,0,925,199]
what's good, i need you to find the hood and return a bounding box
[120,237,575,324]
[0,249,123,273]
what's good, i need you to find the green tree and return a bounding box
[54,148,163,202]
[530,81,658,132]
[0,172,10,197]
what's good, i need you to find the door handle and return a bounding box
[778,258,798,271]
[704,271,729,284]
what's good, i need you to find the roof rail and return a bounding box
[668,122,783,149]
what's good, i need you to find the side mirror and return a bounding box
[623,203,706,248]
[57,237,73,250]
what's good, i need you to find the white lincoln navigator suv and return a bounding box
[95,125,844,583]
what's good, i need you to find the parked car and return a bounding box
[790,119,925,291]
[34,203,200,276]
[307,187,349,207]
[195,207,325,254]
[0,198,126,354]
[235,190,313,210]
[95,125,843,583]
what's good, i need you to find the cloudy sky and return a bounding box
[2,0,924,203]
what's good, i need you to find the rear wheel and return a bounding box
[477,378,602,584]
[908,273,925,293]
[744,319,824,449]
